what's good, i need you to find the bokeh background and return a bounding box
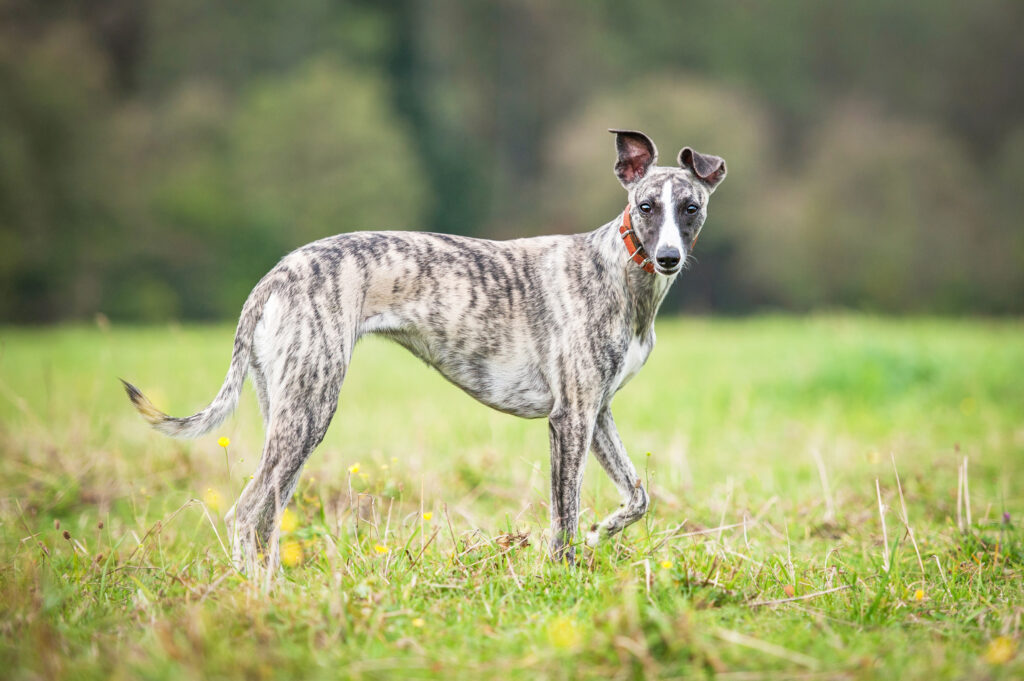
[2,0,1022,323]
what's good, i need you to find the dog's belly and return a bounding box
[441,358,554,418]
[375,327,553,418]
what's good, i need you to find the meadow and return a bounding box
[1,316,1022,680]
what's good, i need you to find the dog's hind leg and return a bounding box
[584,407,649,548]
[227,367,344,572]
[226,293,357,573]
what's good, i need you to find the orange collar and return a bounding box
[619,204,655,274]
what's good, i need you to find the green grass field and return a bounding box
[1,316,1022,679]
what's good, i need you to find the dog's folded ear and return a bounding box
[610,129,658,188]
[678,147,726,190]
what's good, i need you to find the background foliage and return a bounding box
[1,0,1022,321]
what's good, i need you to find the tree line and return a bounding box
[1,0,1021,321]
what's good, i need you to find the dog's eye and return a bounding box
[685,203,700,215]
[638,202,653,214]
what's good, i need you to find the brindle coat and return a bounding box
[123,130,726,568]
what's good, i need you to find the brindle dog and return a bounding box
[123,129,726,568]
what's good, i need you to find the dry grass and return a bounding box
[1,316,1022,679]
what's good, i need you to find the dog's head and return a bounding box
[611,129,726,276]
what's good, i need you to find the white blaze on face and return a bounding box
[655,179,683,265]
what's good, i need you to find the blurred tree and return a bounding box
[116,59,429,320]
[380,0,595,235]
[0,0,1021,320]
[738,103,1018,313]
[0,21,121,321]
[230,59,427,243]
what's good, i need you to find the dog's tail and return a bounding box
[121,268,287,439]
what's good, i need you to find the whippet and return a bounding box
[122,129,726,567]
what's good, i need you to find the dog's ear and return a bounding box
[678,147,726,191]
[610,129,658,188]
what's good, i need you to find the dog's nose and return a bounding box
[656,247,681,270]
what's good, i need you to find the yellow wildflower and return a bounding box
[203,487,222,512]
[373,544,389,555]
[281,540,303,567]
[984,636,1016,665]
[913,589,925,601]
[412,618,425,628]
[422,512,433,521]
[348,463,360,474]
[279,507,299,533]
[546,615,582,650]
[660,560,673,570]
[867,450,881,464]
[217,436,230,448]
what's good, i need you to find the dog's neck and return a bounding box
[589,215,676,337]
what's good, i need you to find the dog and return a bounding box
[122,129,726,568]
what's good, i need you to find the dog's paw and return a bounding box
[549,536,577,566]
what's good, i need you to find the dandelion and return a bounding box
[281,540,303,567]
[422,512,433,521]
[348,463,360,475]
[203,487,222,512]
[373,543,389,555]
[660,560,673,570]
[218,436,231,477]
[546,615,582,650]
[411,618,425,628]
[279,507,299,533]
[867,450,881,464]
[913,589,925,601]
[984,636,1016,665]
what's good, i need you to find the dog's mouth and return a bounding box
[654,264,682,276]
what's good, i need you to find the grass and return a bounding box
[1,315,1022,680]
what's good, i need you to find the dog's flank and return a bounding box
[122,129,726,569]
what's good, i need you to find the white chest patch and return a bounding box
[617,336,652,389]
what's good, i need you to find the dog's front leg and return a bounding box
[585,407,649,548]
[547,406,597,564]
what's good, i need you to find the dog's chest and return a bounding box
[614,334,654,391]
